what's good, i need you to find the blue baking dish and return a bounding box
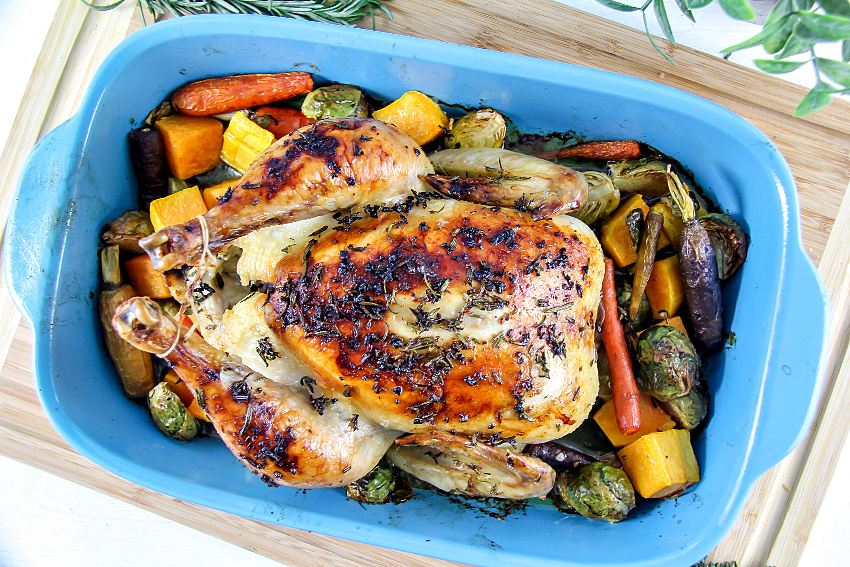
[5,14,829,567]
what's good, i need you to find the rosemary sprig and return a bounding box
[82,0,392,27]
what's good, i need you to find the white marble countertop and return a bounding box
[0,1,846,566]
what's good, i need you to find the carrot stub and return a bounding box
[535,140,641,161]
[601,257,642,434]
[254,106,315,139]
[171,72,314,117]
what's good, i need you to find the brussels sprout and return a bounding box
[637,326,700,401]
[661,380,709,430]
[609,158,671,197]
[101,210,154,254]
[445,109,507,149]
[148,382,199,441]
[554,462,636,522]
[616,279,652,331]
[569,171,620,226]
[346,460,412,504]
[301,84,368,119]
[699,213,748,280]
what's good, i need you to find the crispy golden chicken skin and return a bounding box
[264,197,603,443]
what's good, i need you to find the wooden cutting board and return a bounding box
[2,1,849,566]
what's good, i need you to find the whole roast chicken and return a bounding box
[116,117,603,499]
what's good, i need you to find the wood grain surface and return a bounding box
[2,1,850,566]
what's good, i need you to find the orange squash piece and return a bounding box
[372,91,449,146]
[593,391,676,447]
[599,194,650,267]
[149,186,208,232]
[155,114,223,180]
[617,429,700,499]
[644,255,685,319]
[163,370,210,422]
[202,178,239,209]
[125,254,171,299]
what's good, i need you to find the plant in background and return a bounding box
[81,0,392,27]
[595,0,850,116]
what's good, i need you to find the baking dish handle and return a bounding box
[746,249,830,480]
[4,117,80,326]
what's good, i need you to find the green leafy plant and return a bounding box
[81,0,391,27]
[595,0,850,116]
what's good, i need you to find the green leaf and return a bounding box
[674,0,696,22]
[797,12,850,41]
[717,0,756,21]
[753,58,809,73]
[642,9,677,63]
[78,0,127,9]
[722,17,791,53]
[819,0,850,18]
[654,0,678,45]
[594,0,645,12]
[777,27,815,57]
[764,16,795,53]
[683,0,714,9]
[817,57,850,86]
[763,0,792,25]
[794,83,837,116]
[843,40,850,62]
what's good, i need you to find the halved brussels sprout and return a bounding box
[616,279,652,331]
[346,459,412,504]
[636,326,700,401]
[661,380,709,430]
[148,381,199,441]
[301,84,368,119]
[699,213,748,280]
[445,109,507,149]
[569,171,620,226]
[609,158,671,197]
[554,462,636,522]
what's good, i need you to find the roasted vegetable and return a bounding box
[171,72,314,116]
[617,429,700,499]
[609,158,672,197]
[650,201,682,249]
[630,210,664,321]
[445,108,507,149]
[596,346,613,401]
[163,370,209,422]
[554,462,636,522]
[371,90,449,145]
[699,213,748,280]
[301,84,369,119]
[101,210,154,254]
[253,106,315,138]
[345,459,408,504]
[154,114,224,180]
[98,245,156,398]
[128,127,169,208]
[593,391,676,447]
[125,253,172,299]
[668,171,724,351]
[637,325,700,401]
[202,178,239,209]
[644,255,685,319]
[526,442,596,470]
[220,110,275,174]
[149,186,208,232]
[599,194,649,267]
[569,171,620,226]
[147,381,200,441]
[536,140,642,161]
[616,279,652,332]
[661,380,709,430]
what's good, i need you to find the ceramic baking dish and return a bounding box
[4,14,829,567]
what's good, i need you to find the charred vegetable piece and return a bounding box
[128,127,169,208]
[147,381,199,441]
[98,245,156,398]
[445,109,507,149]
[535,140,642,161]
[301,84,369,119]
[554,462,636,522]
[699,213,749,280]
[171,72,314,116]
[345,459,407,504]
[253,106,315,138]
[660,380,709,430]
[637,325,700,402]
[101,210,154,254]
[569,171,620,226]
[668,170,724,351]
[630,210,664,321]
[616,279,652,332]
[609,158,671,197]
[526,442,596,470]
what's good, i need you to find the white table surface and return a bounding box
[0,1,846,566]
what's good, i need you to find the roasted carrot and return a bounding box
[253,106,315,139]
[535,140,641,161]
[172,72,314,117]
[601,257,642,435]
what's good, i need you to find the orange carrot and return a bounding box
[172,72,314,117]
[601,257,642,435]
[535,140,641,161]
[254,106,315,139]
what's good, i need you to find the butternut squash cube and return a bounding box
[155,114,223,180]
[125,254,171,299]
[220,111,275,174]
[645,255,685,319]
[149,186,208,232]
[617,429,700,499]
[202,178,239,210]
[371,91,449,146]
[599,194,649,267]
[593,391,676,447]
